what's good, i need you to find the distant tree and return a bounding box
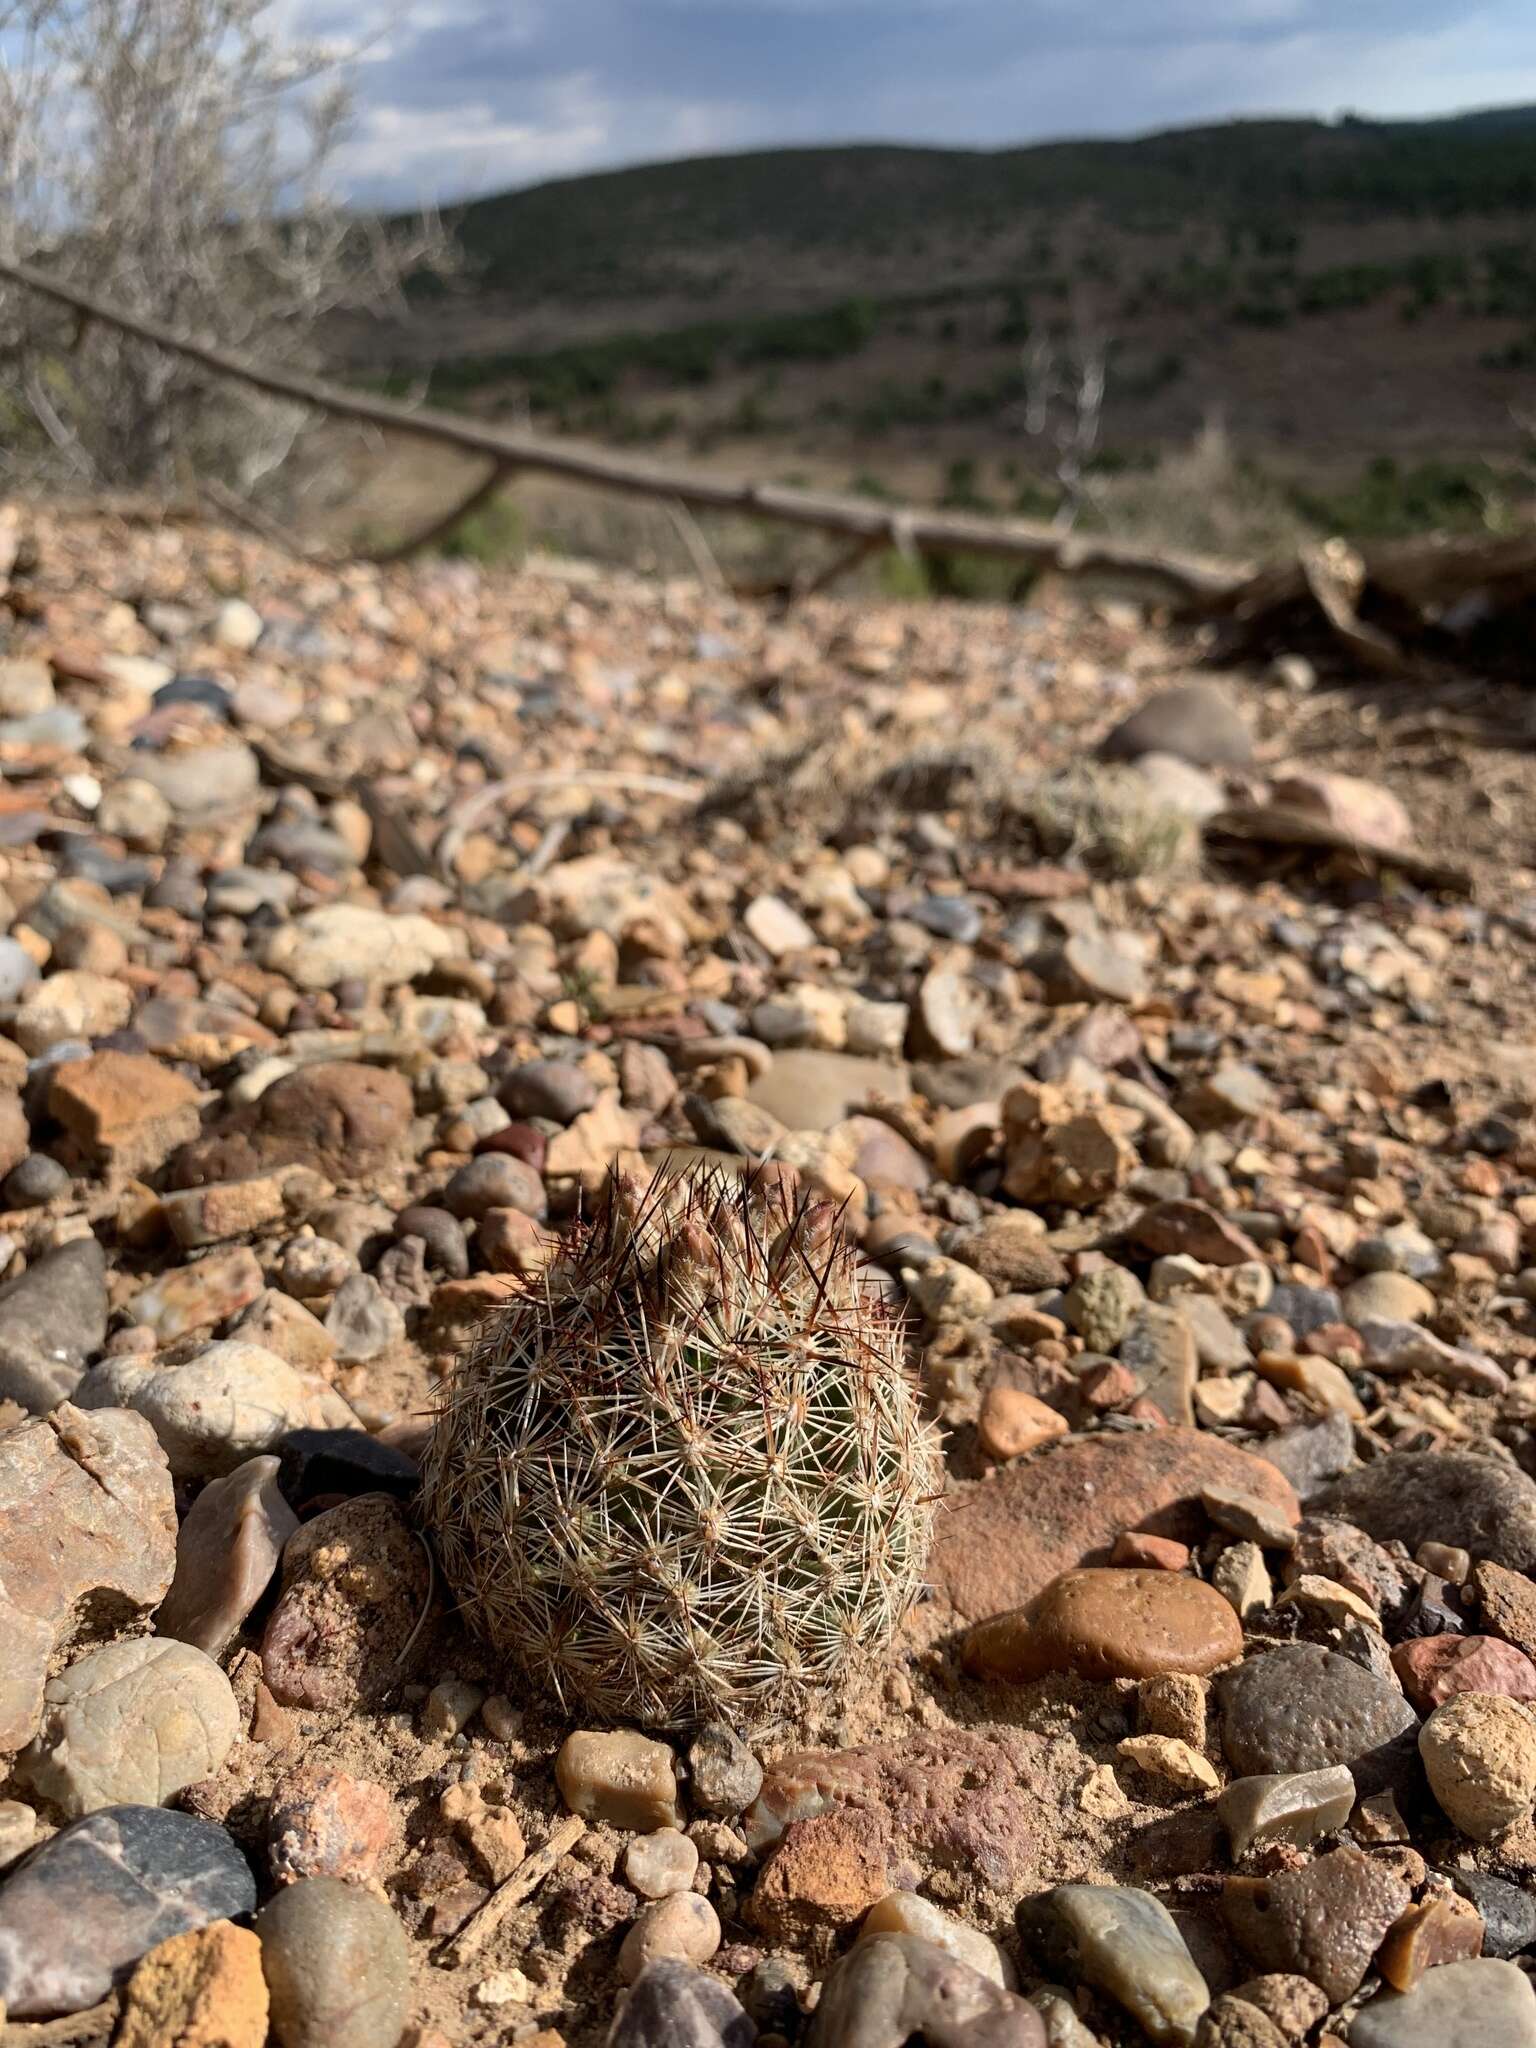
[0,0,448,498]
[1021,304,1107,529]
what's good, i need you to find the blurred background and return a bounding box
[6,1,1536,593]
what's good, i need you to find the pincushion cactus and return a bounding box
[421,1167,941,1728]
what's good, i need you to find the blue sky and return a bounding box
[317,1,1536,204]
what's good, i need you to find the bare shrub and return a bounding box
[0,0,447,500]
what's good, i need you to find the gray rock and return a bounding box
[1217,1765,1355,1860]
[808,1933,1044,2048]
[136,742,259,820]
[1098,682,1254,768]
[1449,1869,1536,1958]
[75,1338,357,1478]
[1357,1319,1506,1394]
[1216,1643,1417,1786]
[1265,1283,1342,1336]
[0,1236,109,1412]
[393,1205,468,1276]
[442,1151,546,1221]
[1131,753,1226,822]
[323,1272,406,1365]
[0,937,40,1004]
[1255,1412,1356,1500]
[1317,1453,1536,1573]
[255,1876,412,2048]
[1353,1224,1441,1280]
[688,1724,764,1816]
[1017,1884,1209,2046]
[1121,1306,1198,1427]
[1054,932,1147,1006]
[0,1804,255,2017]
[1349,1958,1536,2048]
[609,1960,758,2048]
[155,1453,298,1656]
[2,1153,72,1207]
[15,1637,240,1817]
[498,1058,598,1124]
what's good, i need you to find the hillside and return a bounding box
[333,110,1536,562]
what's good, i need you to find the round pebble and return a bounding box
[255,1876,412,2048]
[624,1827,700,1899]
[618,1892,722,1982]
[1419,1691,1536,1840]
[963,1567,1244,1683]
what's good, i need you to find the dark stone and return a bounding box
[1255,1412,1356,1500]
[0,1236,109,1413]
[2,1153,71,1206]
[0,1804,255,2017]
[1318,1453,1536,1574]
[609,1960,758,2048]
[393,1205,468,1277]
[1265,1284,1343,1336]
[1448,1869,1536,1958]
[1216,1643,1419,1789]
[909,897,983,944]
[1395,1574,1470,1643]
[1098,682,1254,768]
[276,1428,420,1510]
[57,843,156,893]
[154,674,233,716]
[497,1058,597,1125]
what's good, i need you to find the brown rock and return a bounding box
[1232,1976,1328,2040]
[749,1806,891,1943]
[172,1062,412,1188]
[977,1387,1068,1462]
[930,1428,1299,1622]
[0,1402,175,1752]
[1114,1532,1192,1571]
[947,1217,1068,1294]
[1195,1995,1287,2048]
[155,1453,298,1657]
[268,1764,399,1886]
[962,1568,1243,1682]
[1376,1897,1484,1992]
[261,1493,432,1711]
[1473,1560,1536,1661]
[1222,1846,1412,2003]
[745,1728,1039,1902]
[1392,1634,1536,1712]
[117,1920,268,2048]
[49,1050,203,1177]
[1134,1201,1263,1266]
[0,1091,28,1178]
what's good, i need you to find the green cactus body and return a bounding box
[422,1167,941,1728]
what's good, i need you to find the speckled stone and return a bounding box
[1221,1846,1411,2003]
[0,1805,256,2018]
[255,1876,411,2048]
[1317,1454,1536,1574]
[1216,1643,1417,1783]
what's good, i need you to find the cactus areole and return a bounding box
[422,1167,941,1728]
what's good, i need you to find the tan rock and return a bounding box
[155,1454,298,1657]
[0,1403,175,1752]
[48,1051,203,1177]
[555,1731,680,1830]
[1420,1692,1536,1840]
[117,1921,268,2048]
[977,1387,1069,1461]
[1117,1735,1220,1793]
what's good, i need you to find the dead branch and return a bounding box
[0,256,1246,604]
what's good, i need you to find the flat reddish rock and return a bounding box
[1473,1561,1536,1660]
[930,1428,1299,1623]
[1132,1200,1263,1266]
[49,1050,202,1176]
[1391,1634,1536,1713]
[962,1568,1244,1683]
